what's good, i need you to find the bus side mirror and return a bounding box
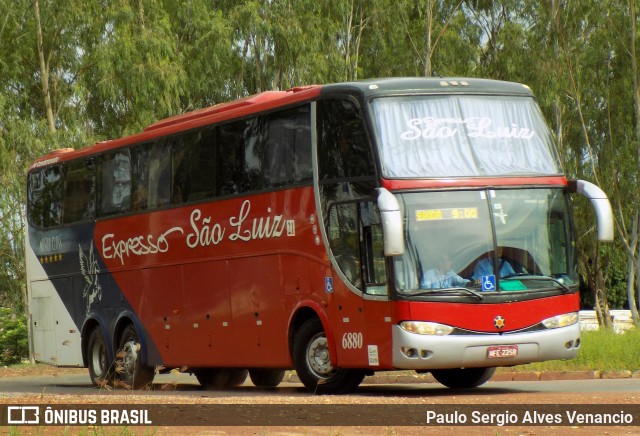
[569,179,614,241]
[377,188,405,256]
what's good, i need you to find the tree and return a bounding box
[356,1,478,78]
[539,0,637,324]
[83,0,187,138]
[0,0,93,311]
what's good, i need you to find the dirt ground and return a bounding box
[0,363,86,378]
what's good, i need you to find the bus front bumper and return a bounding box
[391,322,581,370]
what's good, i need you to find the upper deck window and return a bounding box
[371,95,561,178]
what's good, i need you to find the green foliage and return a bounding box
[0,308,28,366]
[507,328,640,372]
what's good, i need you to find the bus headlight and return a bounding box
[400,321,454,336]
[542,312,579,329]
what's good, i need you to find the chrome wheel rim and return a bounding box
[306,332,335,378]
[122,340,138,376]
[90,339,107,377]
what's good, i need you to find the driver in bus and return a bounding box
[420,254,472,289]
[472,247,515,284]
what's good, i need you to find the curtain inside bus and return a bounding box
[371,95,561,178]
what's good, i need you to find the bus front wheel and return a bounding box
[431,367,496,389]
[87,328,113,387]
[116,324,155,389]
[293,318,365,394]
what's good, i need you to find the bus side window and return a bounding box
[63,158,96,223]
[27,171,44,227]
[243,117,264,193]
[28,166,62,228]
[218,121,247,196]
[131,145,149,211]
[150,142,171,209]
[264,105,312,186]
[317,99,375,181]
[130,141,171,211]
[328,202,362,291]
[171,128,216,203]
[98,151,130,217]
[360,202,388,295]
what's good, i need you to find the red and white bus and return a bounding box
[26,78,613,394]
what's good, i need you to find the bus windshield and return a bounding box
[371,95,561,178]
[393,188,576,296]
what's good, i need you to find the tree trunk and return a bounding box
[424,0,433,77]
[344,0,353,81]
[629,212,640,323]
[591,249,613,330]
[33,0,56,133]
[629,0,640,324]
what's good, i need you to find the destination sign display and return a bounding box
[415,207,479,221]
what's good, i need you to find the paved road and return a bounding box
[1,372,640,396]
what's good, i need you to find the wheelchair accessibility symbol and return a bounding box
[481,275,496,291]
[325,277,334,293]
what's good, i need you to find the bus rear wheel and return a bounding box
[249,369,286,387]
[293,318,365,394]
[195,369,248,388]
[116,324,155,389]
[87,328,113,387]
[226,369,249,387]
[195,369,229,389]
[431,367,496,389]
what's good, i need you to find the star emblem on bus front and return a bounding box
[494,315,505,330]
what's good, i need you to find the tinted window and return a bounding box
[131,141,171,211]
[172,128,216,203]
[328,202,362,290]
[217,118,264,196]
[98,151,130,216]
[28,166,62,228]
[317,99,375,180]
[63,159,95,223]
[264,106,312,186]
[28,104,315,227]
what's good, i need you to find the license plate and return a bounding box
[487,345,518,358]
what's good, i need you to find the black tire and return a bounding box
[225,369,249,387]
[115,324,155,389]
[195,369,230,389]
[431,367,496,389]
[87,328,113,387]
[292,318,365,394]
[249,369,286,387]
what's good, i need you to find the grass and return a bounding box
[501,327,640,373]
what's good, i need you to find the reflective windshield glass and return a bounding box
[393,188,575,296]
[371,95,560,178]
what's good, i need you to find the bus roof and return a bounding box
[318,77,535,98]
[29,77,533,170]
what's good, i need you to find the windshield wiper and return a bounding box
[449,287,486,299]
[408,287,485,300]
[502,274,572,293]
